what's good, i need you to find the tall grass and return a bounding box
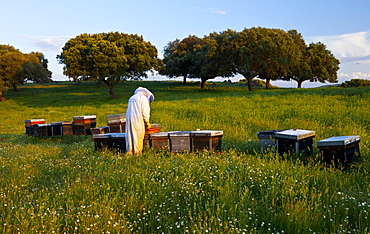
[0,81,369,233]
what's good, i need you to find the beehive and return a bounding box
[111,133,126,153]
[275,129,315,157]
[62,121,74,135]
[25,119,45,135]
[107,114,126,133]
[90,126,110,135]
[257,130,283,152]
[317,135,360,167]
[32,124,49,137]
[190,130,223,152]
[92,133,113,150]
[145,124,161,134]
[150,131,170,151]
[169,131,191,153]
[51,122,63,136]
[144,124,161,148]
[73,115,97,135]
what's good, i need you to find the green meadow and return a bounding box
[0,81,369,233]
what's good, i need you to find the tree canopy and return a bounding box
[0,45,51,100]
[57,32,163,99]
[161,27,340,90]
[160,35,207,85]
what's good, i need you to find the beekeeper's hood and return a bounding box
[134,87,155,102]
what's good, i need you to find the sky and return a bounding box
[1,0,370,88]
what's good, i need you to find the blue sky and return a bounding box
[1,0,370,87]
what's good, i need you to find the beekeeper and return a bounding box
[125,87,154,155]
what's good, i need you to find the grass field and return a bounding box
[0,81,369,233]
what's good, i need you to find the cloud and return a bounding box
[22,35,72,51]
[309,31,370,64]
[339,72,370,79]
[190,7,226,15]
[210,8,226,15]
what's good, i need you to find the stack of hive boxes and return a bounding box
[73,115,97,135]
[107,114,126,133]
[149,130,223,153]
[93,128,223,153]
[25,119,45,136]
[25,115,97,137]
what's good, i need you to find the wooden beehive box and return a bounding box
[51,122,63,136]
[73,115,97,135]
[190,130,223,152]
[111,133,126,153]
[150,131,170,152]
[25,119,45,135]
[92,133,113,150]
[90,126,110,135]
[62,121,74,135]
[275,129,315,157]
[144,124,161,148]
[257,130,283,152]
[107,114,126,123]
[169,131,191,153]
[32,124,50,137]
[317,135,360,167]
[145,124,161,134]
[107,114,126,133]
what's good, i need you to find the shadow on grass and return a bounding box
[5,81,367,109]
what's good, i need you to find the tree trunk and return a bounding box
[200,78,207,89]
[247,78,254,91]
[12,84,18,92]
[182,74,188,85]
[266,79,271,89]
[109,84,116,99]
[297,80,303,88]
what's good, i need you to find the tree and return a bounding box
[30,52,53,81]
[284,36,340,88]
[193,30,236,89]
[161,35,205,85]
[307,42,340,85]
[57,32,163,99]
[223,27,296,91]
[258,29,305,89]
[0,45,52,96]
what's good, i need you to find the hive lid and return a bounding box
[275,129,315,140]
[257,130,283,138]
[92,133,114,139]
[110,133,126,138]
[190,130,224,136]
[150,123,161,128]
[73,115,97,119]
[107,113,125,118]
[25,119,45,122]
[169,131,191,137]
[34,123,49,127]
[107,114,126,122]
[93,126,109,129]
[317,135,360,146]
[51,122,63,125]
[150,131,172,137]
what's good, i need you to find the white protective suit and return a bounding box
[125,87,154,155]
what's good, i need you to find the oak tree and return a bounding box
[57,32,163,99]
[161,35,205,85]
